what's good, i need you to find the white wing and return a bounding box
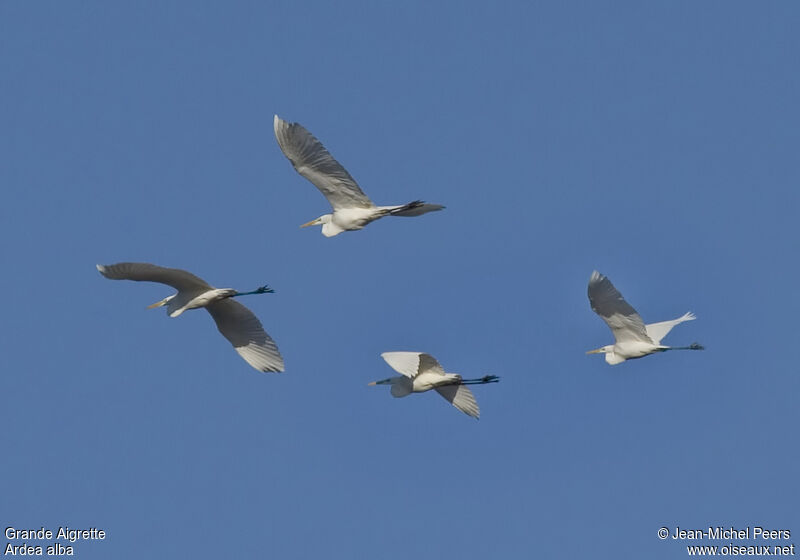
[588,271,652,344]
[645,312,696,345]
[418,353,445,375]
[206,299,284,373]
[273,115,374,210]
[381,351,444,379]
[435,384,480,419]
[96,262,212,292]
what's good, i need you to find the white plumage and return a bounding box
[369,352,499,418]
[273,115,444,236]
[587,270,703,365]
[97,262,284,373]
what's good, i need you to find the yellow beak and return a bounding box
[586,348,604,354]
[367,381,377,386]
[147,299,168,309]
[300,218,319,228]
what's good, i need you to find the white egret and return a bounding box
[369,352,499,418]
[587,270,704,365]
[96,262,284,372]
[273,115,444,237]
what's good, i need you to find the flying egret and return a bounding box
[587,270,704,365]
[96,262,284,372]
[273,115,444,237]
[369,352,499,418]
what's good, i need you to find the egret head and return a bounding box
[586,344,614,361]
[147,295,174,309]
[300,214,331,229]
[587,345,625,365]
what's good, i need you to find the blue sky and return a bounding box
[1,2,798,558]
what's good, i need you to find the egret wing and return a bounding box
[206,299,284,373]
[381,351,422,378]
[97,263,212,292]
[390,377,413,398]
[273,115,374,210]
[588,271,652,344]
[380,351,442,379]
[645,312,696,345]
[435,384,480,419]
[417,353,445,375]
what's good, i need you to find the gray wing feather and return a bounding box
[96,262,212,292]
[435,385,480,418]
[390,377,413,398]
[206,299,284,373]
[273,115,374,210]
[588,271,652,343]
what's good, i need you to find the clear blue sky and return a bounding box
[2,2,798,558]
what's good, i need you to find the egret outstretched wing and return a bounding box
[96,262,212,292]
[381,351,444,379]
[98,262,284,373]
[588,271,652,343]
[206,299,284,373]
[390,377,414,398]
[645,312,696,345]
[435,384,480,419]
[274,115,374,210]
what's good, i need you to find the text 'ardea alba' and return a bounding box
[587,270,703,365]
[273,115,444,237]
[97,262,284,372]
[369,352,499,418]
